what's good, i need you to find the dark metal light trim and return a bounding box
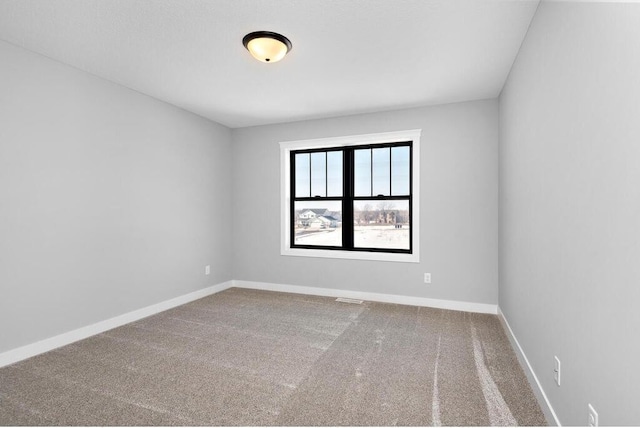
[242,31,292,51]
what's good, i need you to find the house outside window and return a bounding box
[280,130,421,263]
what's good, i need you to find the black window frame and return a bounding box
[290,141,413,254]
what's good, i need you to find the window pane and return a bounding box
[353,199,410,250]
[294,200,342,247]
[326,151,342,197]
[372,148,390,196]
[310,152,326,197]
[354,149,371,196]
[295,153,310,198]
[391,146,410,196]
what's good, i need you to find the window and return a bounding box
[281,130,420,263]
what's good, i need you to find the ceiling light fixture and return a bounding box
[242,31,292,63]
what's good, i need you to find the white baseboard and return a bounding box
[233,280,498,314]
[497,307,561,426]
[0,280,233,368]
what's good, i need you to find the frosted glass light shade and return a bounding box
[243,31,292,63]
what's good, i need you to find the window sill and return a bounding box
[281,247,419,263]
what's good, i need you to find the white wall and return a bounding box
[499,2,640,425]
[232,100,499,305]
[0,40,233,353]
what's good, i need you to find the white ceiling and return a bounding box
[0,0,539,128]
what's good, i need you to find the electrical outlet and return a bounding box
[424,273,431,284]
[588,404,598,427]
[554,356,561,386]
[205,265,211,275]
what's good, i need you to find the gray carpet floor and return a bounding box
[0,287,546,426]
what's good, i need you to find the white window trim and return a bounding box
[280,129,421,263]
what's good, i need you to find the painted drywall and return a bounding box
[499,2,640,425]
[232,100,499,305]
[0,40,233,353]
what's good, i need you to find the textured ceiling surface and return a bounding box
[0,0,539,128]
